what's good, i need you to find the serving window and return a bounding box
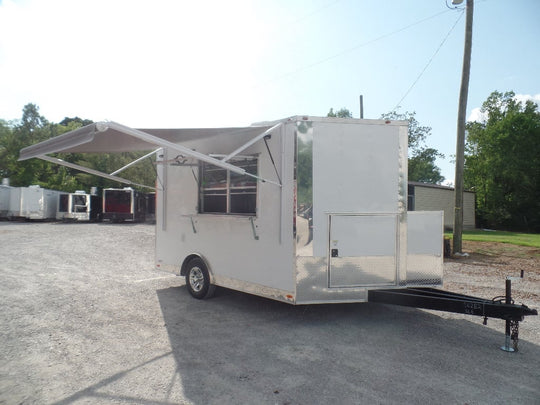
[199,157,258,215]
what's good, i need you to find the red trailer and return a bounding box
[102,187,146,222]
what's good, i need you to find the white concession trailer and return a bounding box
[156,117,445,303]
[18,116,538,351]
[19,117,444,304]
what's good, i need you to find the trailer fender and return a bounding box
[180,254,214,283]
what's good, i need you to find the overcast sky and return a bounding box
[1,0,539,183]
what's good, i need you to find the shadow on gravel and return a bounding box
[52,352,178,405]
[156,286,540,404]
[47,284,540,404]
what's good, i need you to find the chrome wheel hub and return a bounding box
[189,267,204,292]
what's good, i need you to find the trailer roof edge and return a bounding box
[250,116,408,126]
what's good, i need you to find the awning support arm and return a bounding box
[221,122,282,163]
[110,148,161,176]
[98,122,281,187]
[38,155,156,191]
[263,135,282,185]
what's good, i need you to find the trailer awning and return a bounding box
[19,121,282,188]
[19,122,274,158]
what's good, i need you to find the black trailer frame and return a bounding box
[369,284,537,351]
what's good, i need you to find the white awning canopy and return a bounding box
[19,121,283,189]
[19,122,275,158]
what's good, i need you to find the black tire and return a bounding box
[185,258,216,299]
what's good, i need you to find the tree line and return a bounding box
[1,92,539,231]
[464,91,539,232]
[0,104,156,193]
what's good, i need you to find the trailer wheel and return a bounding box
[185,258,216,299]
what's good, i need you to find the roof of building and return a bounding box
[408,181,475,193]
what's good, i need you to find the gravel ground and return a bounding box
[0,222,539,405]
[443,241,540,345]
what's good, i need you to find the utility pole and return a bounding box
[453,0,473,254]
[359,95,364,119]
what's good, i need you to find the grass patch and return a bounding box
[444,230,540,248]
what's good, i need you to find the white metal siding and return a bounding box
[155,123,296,293]
[0,185,11,217]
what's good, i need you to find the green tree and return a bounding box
[408,148,445,184]
[327,108,353,118]
[380,110,444,184]
[0,104,56,187]
[20,103,48,133]
[0,104,156,192]
[464,91,540,231]
[59,117,93,127]
[0,120,13,179]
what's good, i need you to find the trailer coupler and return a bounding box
[368,284,537,352]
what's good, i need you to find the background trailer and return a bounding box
[102,187,146,222]
[0,183,11,218]
[57,190,102,221]
[8,185,59,220]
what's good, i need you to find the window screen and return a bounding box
[200,157,258,215]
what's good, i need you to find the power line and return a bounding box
[281,0,343,28]
[259,8,454,86]
[392,9,465,111]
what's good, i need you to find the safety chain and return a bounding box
[510,320,520,352]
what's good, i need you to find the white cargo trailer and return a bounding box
[8,186,59,220]
[23,186,59,220]
[18,117,444,304]
[8,187,22,218]
[0,184,12,218]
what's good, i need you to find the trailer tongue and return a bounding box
[369,281,538,352]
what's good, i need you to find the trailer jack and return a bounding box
[368,278,537,352]
[500,277,523,352]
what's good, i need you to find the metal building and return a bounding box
[408,181,475,230]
